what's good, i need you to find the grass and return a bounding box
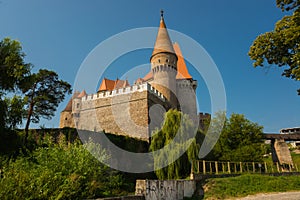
[291,152,300,169]
[203,174,300,199]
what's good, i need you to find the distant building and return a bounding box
[59,11,206,141]
[280,127,300,148]
[280,127,300,134]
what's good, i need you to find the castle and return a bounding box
[59,11,208,141]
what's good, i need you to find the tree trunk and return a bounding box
[24,101,34,145]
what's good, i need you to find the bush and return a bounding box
[0,137,125,200]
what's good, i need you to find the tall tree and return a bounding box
[211,113,264,162]
[22,69,72,144]
[248,0,300,94]
[0,38,31,131]
[149,109,201,179]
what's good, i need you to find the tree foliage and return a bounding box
[4,96,26,129]
[149,109,201,179]
[22,69,72,143]
[0,38,31,93]
[0,138,125,199]
[0,38,31,132]
[248,0,300,94]
[211,113,264,162]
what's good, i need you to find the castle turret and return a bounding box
[150,10,178,108]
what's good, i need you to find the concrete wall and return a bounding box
[274,139,294,165]
[135,179,196,200]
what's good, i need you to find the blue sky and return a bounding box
[0,0,299,132]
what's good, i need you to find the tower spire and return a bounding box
[151,10,176,59]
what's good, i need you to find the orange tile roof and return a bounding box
[143,71,153,81]
[98,78,130,92]
[115,79,130,89]
[151,15,176,58]
[173,43,192,79]
[77,90,87,98]
[98,78,116,92]
[135,78,145,84]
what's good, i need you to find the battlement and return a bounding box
[81,83,165,102]
[199,112,211,118]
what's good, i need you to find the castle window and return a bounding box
[76,103,80,108]
[65,117,68,120]
[158,59,160,63]
[166,59,169,62]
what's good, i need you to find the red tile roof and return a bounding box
[98,78,130,92]
[77,90,87,98]
[173,43,192,79]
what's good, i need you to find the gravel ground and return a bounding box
[234,191,300,200]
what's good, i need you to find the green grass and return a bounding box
[203,174,300,199]
[292,152,300,169]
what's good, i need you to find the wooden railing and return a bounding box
[191,160,298,174]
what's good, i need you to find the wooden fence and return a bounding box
[191,160,299,175]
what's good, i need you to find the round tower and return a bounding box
[150,10,178,108]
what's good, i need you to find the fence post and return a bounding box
[276,162,280,172]
[264,162,268,173]
[252,162,255,173]
[197,160,200,174]
[191,160,194,174]
[222,163,225,173]
[215,161,218,174]
[227,162,231,174]
[203,160,206,174]
[209,162,212,174]
[234,163,237,173]
[240,162,242,173]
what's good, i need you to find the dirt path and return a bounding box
[234,191,300,200]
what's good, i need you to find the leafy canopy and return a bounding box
[248,0,300,94]
[0,38,31,93]
[211,113,264,162]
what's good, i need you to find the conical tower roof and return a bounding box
[151,10,176,60]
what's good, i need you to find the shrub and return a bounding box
[0,137,125,200]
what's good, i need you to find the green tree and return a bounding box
[0,38,31,132]
[149,109,201,179]
[0,38,31,92]
[248,0,300,94]
[4,95,26,129]
[22,69,72,144]
[212,113,264,162]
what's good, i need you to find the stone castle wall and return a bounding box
[74,83,168,142]
[59,111,75,128]
[176,79,197,121]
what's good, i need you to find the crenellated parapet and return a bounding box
[81,83,165,102]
